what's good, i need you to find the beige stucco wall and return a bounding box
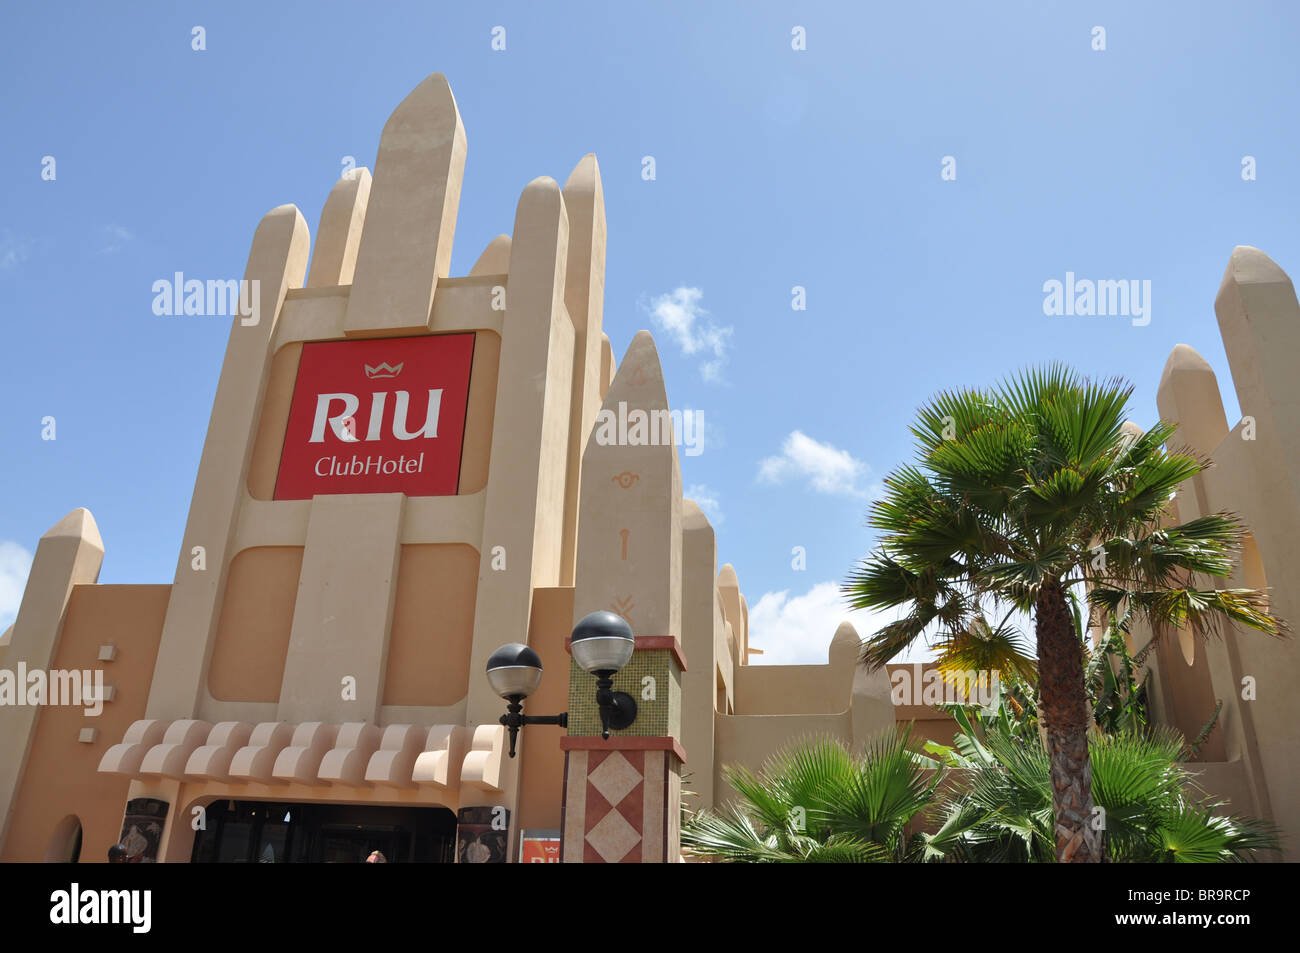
[208,547,303,702]
[247,341,303,500]
[384,544,479,707]
[0,508,106,851]
[515,587,573,832]
[733,663,850,716]
[713,712,853,806]
[1,585,170,862]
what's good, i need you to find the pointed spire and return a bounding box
[1215,245,1300,450]
[469,234,511,276]
[562,154,606,337]
[716,564,743,665]
[347,72,467,334]
[41,506,104,550]
[1220,245,1291,290]
[1157,343,1228,456]
[307,168,371,288]
[573,330,682,641]
[682,497,712,533]
[587,331,675,456]
[831,620,860,651]
[559,155,608,586]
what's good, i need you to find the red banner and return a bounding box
[520,835,561,863]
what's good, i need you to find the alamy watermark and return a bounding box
[593,401,704,457]
[151,273,261,325]
[0,665,106,716]
[890,665,1001,708]
[50,884,150,933]
[1042,272,1151,327]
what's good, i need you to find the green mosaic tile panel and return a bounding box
[566,649,681,738]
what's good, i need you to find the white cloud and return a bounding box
[0,541,34,631]
[644,287,733,382]
[747,580,935,666]
[685,483,723,525]
[97,224,133,255]
[0,231,31,271]
[757,430,877,497]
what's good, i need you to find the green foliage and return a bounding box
[685,714,1278,862]
[934,614,1039,686]
[843,364,1285,671]
[918,716,1280,863]
[1186,701,1223,760]
[681,729,941,863]
[1084,610,1150,736]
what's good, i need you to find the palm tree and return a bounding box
[681,729,940,862]
[843,366,1285,862]
[1086,605,1151,736]
[920,720,1280,863]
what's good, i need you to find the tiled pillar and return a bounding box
[560,641,685,863]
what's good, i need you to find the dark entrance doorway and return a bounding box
[191,800,457,863]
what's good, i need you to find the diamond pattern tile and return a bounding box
[586,805,641,863]
[587,750,641,806]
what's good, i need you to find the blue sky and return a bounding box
[3,2,1298,662]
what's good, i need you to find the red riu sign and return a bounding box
[520,835,561,863]
[273,333,475,500]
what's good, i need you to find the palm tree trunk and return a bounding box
[1035,577,1103,862]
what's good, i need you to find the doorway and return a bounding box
[190,800,457,863]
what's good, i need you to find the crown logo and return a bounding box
[364,362,404,379]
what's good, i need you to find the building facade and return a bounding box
[0,74,1296,863]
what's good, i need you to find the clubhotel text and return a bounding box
[307,389,443,481]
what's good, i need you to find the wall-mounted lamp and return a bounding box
[485,643,565,758]
[485,611,639,757]
[569,610,638,739]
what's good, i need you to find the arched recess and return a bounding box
[1154,532,1269,762]
[45,815,82,863]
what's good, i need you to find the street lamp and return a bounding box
[568,611,638,740]
[485,611,639,756]
[485,643,565,758]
